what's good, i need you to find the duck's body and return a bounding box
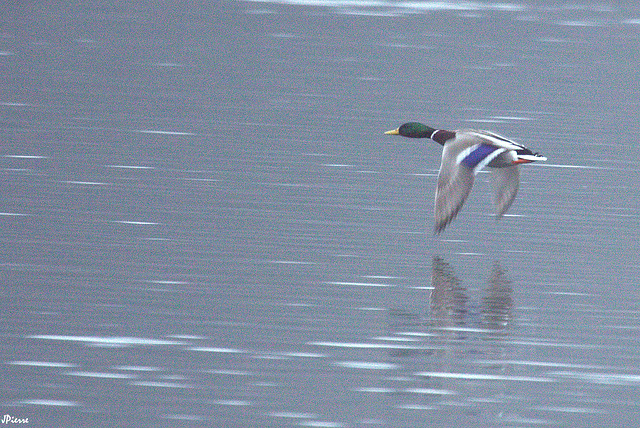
[385,122,546,233]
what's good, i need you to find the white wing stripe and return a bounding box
[455,144,480,165]
[473,148,506,174]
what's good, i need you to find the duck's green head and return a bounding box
[385,122,436,139]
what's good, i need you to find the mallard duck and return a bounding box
[385,122,547,233]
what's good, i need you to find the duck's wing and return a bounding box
[491,165,519,216]
[434,142,476,233]
[467,130,526,151]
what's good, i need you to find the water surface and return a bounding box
[1,1,640,426]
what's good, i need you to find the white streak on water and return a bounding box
[324,281,395,287]
[64,181,109,185]
[335,361,399,370]
[0,212,29,216]
[136,130,196,136]
[149,280,191,285]
[466,118,508,124]
[20,399,79,407]
[181,178,221,182]
[405,388,457,395]
[114,365,161,372]
[0,102,30,106]
[559,20,600,27]
[396,404,436,410]
[213,400,251,406]
[163,414,205,421]
[299,421,346,428]
[477,360,607,370]
[432,326,494,334]
[469,397,509,404]
[188,346,244,353]
[65,371,137,379]
[416,371,554,382]
[491,116,531,121]
[362,275,399,279]
[355,387,394,393]
[398,331,437,337]
[105,165,155,169]
[339,9,400,17]
[262,182,314,188]
[269,411,318,419]
[268,260,318,265]
[280,352,326,358]
[131,381,194,388]
[252,353,289,360]
[167,334,205,340]
[282,303,319,308]
[28,335,186,347]
[112,220,159,225]
[209,369,251,376]
[550,371,640,385]
[359,386,456,397]
[373,336,421,342]
[384,43,434,49]
[533,405,607,414]
[536,163,607,170]
[408,172,438,177]
[505,339,605,349]
[8,361,75,368]
[3,154,47,159]
[309,341,427,350]
[250,0,528,13]
[498,415,552,425]
[543,291,595,297]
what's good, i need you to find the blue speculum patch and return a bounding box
[460,144,498,168]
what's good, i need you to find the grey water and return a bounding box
[1,1,640,427]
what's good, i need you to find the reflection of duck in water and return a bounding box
[430,256,468,325]
[429,256,513,334]
[482,262,513,333]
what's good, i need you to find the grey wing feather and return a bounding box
[491,165,519,216]
[434,146,475,233]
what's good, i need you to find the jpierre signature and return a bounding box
[2,415,28,424]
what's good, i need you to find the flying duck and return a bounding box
[385,122,547,233]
